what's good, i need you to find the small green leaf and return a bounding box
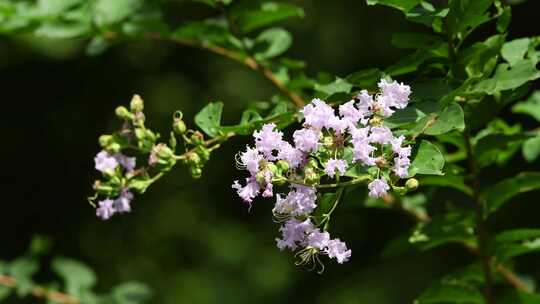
[52,257,97,298]
[405,4,449,31]
[446,0,494,41]
[512,91,540,122]
[253,27,292,60]
[345,68,382,89]
[85,36,110,56]
[112,282,152,304]
[482,172,540,214]
[408,140,445,177]
[195,102,224,138]
[94,0,142,28]
[365,0,423,13]
[522,135,540,162]
[501,38,531,66]
[10,258,39,297]
[495,229,540,244]
[314,78,353,97]
[232,2,304,33]
[496,6,511,33]
[174,19,238,49]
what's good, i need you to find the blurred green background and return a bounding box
[1,1,540,303]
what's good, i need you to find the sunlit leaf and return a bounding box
[512,90,540,122]
[195,102,224,138]
[408,140,445,176]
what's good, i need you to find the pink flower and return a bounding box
[368,178,390,198]
[254,123,284,160]
[301,98,336,130]
[293,128,321,153]
[324,158,348,178]
[325,239,352,264]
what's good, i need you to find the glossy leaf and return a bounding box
[472,60,540,95]
[522,135,540,162]
[253,27,292,60]
[501,38,531,66]
[365,0,422,13]
[195,102,224,138]
[482,172,540,214]
[408,140,445,176]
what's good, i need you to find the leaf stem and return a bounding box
[0,275,80,304]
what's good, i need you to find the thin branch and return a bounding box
[0,275,80,304]
[104,32,306,108]
[464,129,494,303]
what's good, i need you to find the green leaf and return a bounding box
[9,258,39,297]
[365,0,422,13]
[420,102,465,136]
[408,212,476,251]
[0,285,11,301]
[456,34,504,79]
[253,27,292,60]
[37,0,83,16]
[173,19,238,49]
[501,38,531,66]
[345,68,382,89]
[492,229,540,260]
[472,60,540,95]
[415,281,485,304]
[391,32,443,49]
[314,78,353,97]
[86,36,110,56]
[94,0,142,28]
[405,3,449,31]
[112,282,152,304]
[232,2,304,33]
[446,0,494,41]
[474,133,528,168]
[512,91,540,122]
[495,229,540,243]
[386,46,447,76]
[418,175,473,196]
[408,140,445,177]
[496,6,511,33]
[52,257,97,298]
[481,172,540,214]
[195,102,224,138]
[522,135,540,162]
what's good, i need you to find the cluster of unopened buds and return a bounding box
[90,95,214,220]
[232,79,415,268]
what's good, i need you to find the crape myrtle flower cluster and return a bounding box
[90,95,217,220]
[232,79,413,267]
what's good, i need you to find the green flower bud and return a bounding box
[190,132,204,145]
[135,128,156,153]
[115,106,132,120]
[306,158,319,169]
[405,178,419,190]
[276,160,290,172]
[256,170,269,184]
[196,147,211,162]
[99,135,113,148]
[304,167,319,185]
[173,119,187,135]
[190,167,202,179]
[93,181,115,195]
[107,142,122,154]
[186,152,201,165]
[369,116,383,126]
[130,94,144,112]
[267,163,279,175]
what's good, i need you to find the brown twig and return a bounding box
[104,31,306,108]
[0,275,80,304]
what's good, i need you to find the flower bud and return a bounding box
[405,178,419,190]
[115,106,132,120]
[304,167,319,185]
[99,135,113,148]
[185,152,201,165]
[93,181,115,195]
[107,142,122,154]
[190,167,202,179]
[173,119,187,135]
[276,160,290,172]
[130,95,144,112]
[267,163,278,175]
[306,158,319,169]
[256,170,267,184]
[190,131,204,145]
[369,116,383,126]
[149,143,176,168]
